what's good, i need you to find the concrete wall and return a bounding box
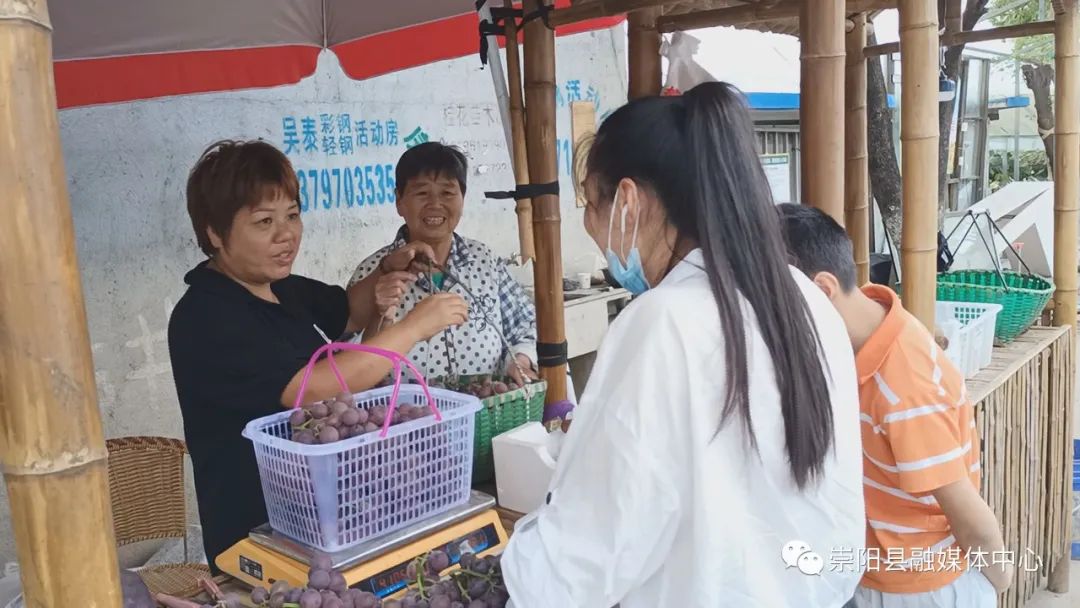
[0,28,627,567]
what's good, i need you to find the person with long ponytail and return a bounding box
[500,82,866,607]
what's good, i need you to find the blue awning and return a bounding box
[989,95,1031,110]
[745,91,1030,112]
[745,91,899,110]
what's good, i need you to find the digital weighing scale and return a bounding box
[216,491,508,599]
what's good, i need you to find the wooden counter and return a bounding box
[968,326,1074,608]
[968,327,1071,404]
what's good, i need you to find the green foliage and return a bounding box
[988,0,1054,64]
[988,148,1050,191]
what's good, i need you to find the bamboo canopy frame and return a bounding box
[655,0,896,33]
[864,19,1057,57]
[2,0,1078,602]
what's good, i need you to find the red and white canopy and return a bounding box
[49,0,622,109]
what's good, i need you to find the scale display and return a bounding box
[352,523,501,598]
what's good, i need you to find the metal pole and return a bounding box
[1014,59,1021,181]
[479,2,515,156]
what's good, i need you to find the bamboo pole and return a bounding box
[864,21,1056,57]
[655,0,895,33]
[522,0,568,405]
[945,0,962,34]
[1048,0,1078,593]
[549,0,671,28]
[0,1,123,605]
[846,13,871,285]
[800,0,846,225]
[503,0,536,263]
[628,7,662,99]
[1051,2,1079,332]
[898,0,939,330]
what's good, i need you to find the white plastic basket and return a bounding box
[936,301,1002,379]
[243,342,482,552]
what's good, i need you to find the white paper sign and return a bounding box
[761,153,793,204]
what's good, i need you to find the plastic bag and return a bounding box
[0,566,154,608]
[120,569,156,608]
[660,31,718,96]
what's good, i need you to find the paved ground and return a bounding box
[1026,332,1080,606]
[1025,566,1079,607]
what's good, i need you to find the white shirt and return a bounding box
[348,229,537,379]
[501,250,866,608]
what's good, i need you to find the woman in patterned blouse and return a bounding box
[348,142,538,383]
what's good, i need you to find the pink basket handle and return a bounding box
[293,342,441,437]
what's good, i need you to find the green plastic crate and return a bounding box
[936,270,1054,344]
[472,380,547,483]
[428,376,548,484]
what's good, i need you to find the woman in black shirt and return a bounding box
[167,139,467,570]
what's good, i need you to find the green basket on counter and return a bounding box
[429,375,548,484]
[473,380,547,483]
[936,270,1054,344]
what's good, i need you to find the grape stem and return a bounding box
[452,575,470,599]
[414,555,429,599]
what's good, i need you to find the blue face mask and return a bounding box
[605,191,650,295]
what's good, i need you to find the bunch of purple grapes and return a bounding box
[248,553,382,608]
[290,391,434,445]
[425,376,523,400]
[396,550,508,608]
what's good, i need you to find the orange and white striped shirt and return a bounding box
[856,285,981,594]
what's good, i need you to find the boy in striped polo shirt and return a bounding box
[778,204,1012,607]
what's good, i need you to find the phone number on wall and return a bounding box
[297,164,396,212]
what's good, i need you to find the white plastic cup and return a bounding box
[575,272,592,290]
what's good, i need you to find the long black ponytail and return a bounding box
[586,82,834,490]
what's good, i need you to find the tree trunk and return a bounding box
[867,30,903,248]
[1022,63,1056,171]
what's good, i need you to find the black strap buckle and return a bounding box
[477,1,554,66]
[536,340,569,367]
[485,181,560,201]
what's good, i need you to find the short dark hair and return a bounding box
[776,203,857,292]
[185,139,298,256]
[395,142,468,197]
